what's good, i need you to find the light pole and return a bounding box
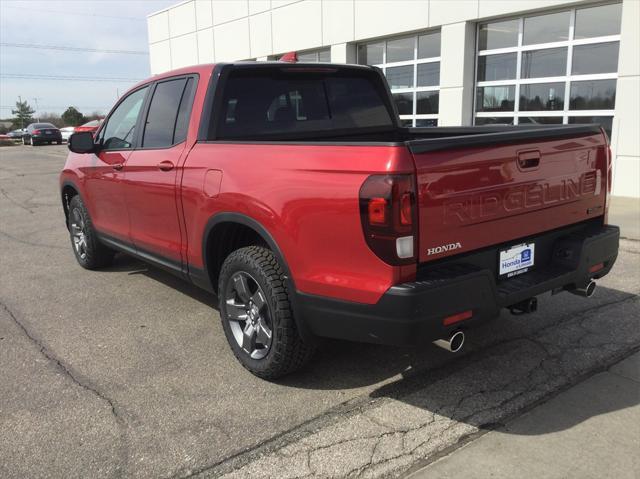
[32,97,41,122]
[17,95,24,129]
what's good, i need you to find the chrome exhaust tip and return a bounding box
[433,330,465,353]
[568,280,597,298]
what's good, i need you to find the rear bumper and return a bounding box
[297,223,619,346]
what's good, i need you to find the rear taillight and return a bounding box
[32,129,40,135]
[589,262,605,273]
[359,174,417,265]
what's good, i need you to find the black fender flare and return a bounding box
[60,179,82,229]
[199,212,316,345]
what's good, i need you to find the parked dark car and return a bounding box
[22,123,62,146]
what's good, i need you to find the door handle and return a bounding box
[158,160,175,171]
[112,163,124,171]
[517,151,541,170]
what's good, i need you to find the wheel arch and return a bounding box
[200,212,315,344]
[61,180,81,230]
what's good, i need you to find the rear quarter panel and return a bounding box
[181,143,416,303]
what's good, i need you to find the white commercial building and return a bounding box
[148,0,639,197]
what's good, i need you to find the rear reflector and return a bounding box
[443,310,473,326]
[589,262,605,273]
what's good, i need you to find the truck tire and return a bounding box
[68,195,114,269]
[218,246,315,379]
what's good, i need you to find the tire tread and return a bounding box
[219,246,315,379]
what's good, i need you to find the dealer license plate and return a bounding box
[499,243,535,277]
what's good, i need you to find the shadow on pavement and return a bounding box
[367,284,639,436]
[100,253,639,409]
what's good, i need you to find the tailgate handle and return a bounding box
[517,150,541,170]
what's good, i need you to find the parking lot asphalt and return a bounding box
[1,144,638,479]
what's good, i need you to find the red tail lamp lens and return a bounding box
[32,130,40,135]
[589,262,604,273]
[368,197,387,225]
[400,192,412,225]
[443,310,473,326]
[359,174,416,265]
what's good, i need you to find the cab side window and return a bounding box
[142,77,195,148]
[101,86,148,150]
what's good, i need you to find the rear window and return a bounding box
[34,123,56,129]
[215,67,394,140]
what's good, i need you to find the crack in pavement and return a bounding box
[181,294,639,479]
[0,300,131,478]
[197,294,639,479]
[0,185,35,214]
[0,229,67,250]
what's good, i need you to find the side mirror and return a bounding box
[68,131,97,154]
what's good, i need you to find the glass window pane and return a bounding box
[400,119,414,127]
[318,49,331,62]
[521,47,567,78]
[297,52,317,62]
[102,86,148,150]
[572,42,619,75]
[519,83,565,111]
[523,11,570,45]
[418,31,440,58]
[475,117,514,125]
[477,53,517,81]
[393,93,413,115]
[386,65,414,89]
[569,79,617,110]
[217,70,393,139]
[478,19,519,50]
[518,116,563,124]
[568,116,613,138]
[416,91,439,114]
[387,36,415,63]
[417,62,440,87]
[143,79,187,148]
[476,86,515,112]
[357,42,384,65]
[173,78,195,144]
[575,3,622,39]
[416,119,438,127]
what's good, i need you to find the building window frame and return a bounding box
[358,31,441,127]
[474,3,621,130]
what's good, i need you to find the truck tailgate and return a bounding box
[408,127,608,264]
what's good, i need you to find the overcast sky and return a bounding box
[0,0,176,120]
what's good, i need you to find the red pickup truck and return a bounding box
[61,62,619,378]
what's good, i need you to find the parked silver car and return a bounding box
[60,126,75,142]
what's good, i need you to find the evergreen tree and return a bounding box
[11,100,35,129]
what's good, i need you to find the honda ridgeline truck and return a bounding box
[61,61,619,378]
